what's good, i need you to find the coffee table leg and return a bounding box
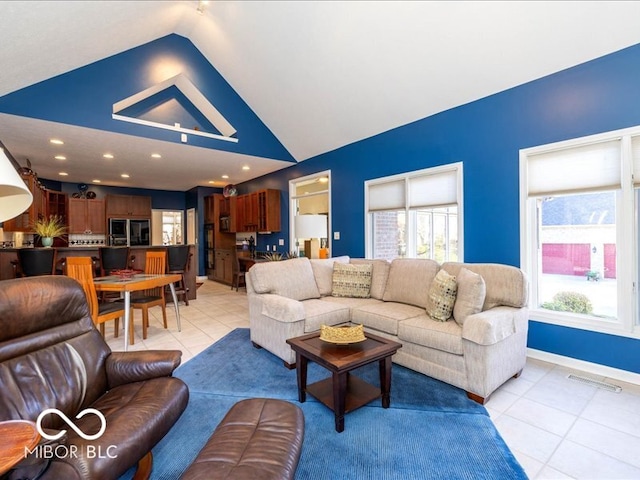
[296,353,307,403]
[333,372,347,432]
[380,356,392,408]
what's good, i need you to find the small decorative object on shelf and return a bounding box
[223,184,237,198]
[319,324,366,344]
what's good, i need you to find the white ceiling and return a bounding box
[2,0,640,191]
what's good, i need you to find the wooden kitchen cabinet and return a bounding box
[257,189,280,232]
[213,249,234,284]
[204,195,216,224]
[230,189,280,233]
[68,198,105,234]
[105,194,151,218]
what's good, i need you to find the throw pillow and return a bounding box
[426,269,458,321]
[331,263,373,298]
[453,267,486,325]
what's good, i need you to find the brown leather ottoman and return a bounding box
[180,398,305,480]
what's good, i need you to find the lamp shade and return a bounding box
[0,149,32,223]
[294,214,327,239]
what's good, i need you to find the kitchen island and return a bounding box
[0,245,197,301]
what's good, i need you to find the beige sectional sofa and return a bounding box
[246,256,528,403]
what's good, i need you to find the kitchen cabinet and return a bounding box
[204,195,216,224]
[213,249,234,284]
[230,189,280,233]
[2,174,46,232]
[105,194,151,218]
[68,198,105,234]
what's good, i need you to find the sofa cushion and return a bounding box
[249,257,320,301]
[441,262,528,310]
[310,256,350,296]
[453,267,486,325]
[302,299,351,332]
[350,259,391,300]
[382,258,439,308]
[426,269,458,321]
[321,296,383,312]
[352,302,426,335]
[331,263,373,298]
[398,315,463,355]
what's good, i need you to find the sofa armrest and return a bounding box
[461,306,519,345]
[261,294,305,323]
[106,350,182,389]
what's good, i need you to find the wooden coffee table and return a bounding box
[286,330,402,432]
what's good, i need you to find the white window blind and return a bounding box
[408,169,458,208]
[368,179,405,211]
[527,139,621,196]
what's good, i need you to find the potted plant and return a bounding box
[32,215,66,247]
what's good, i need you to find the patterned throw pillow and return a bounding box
[426,269,458,321]
[331,263,373,298]
[453,267,486,325]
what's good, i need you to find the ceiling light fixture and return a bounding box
[0,147,33,223]
[50,139,64,145]
[151,153,161,158]
[242,165,250,171]
[92,179,101,183]
[54,155,66,160]
[58,172,68,176]
[222,175,229,179]
[121,174,130,178]
[103,153,114,159]
[197,0,208,15]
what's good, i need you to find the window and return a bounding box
[289,171,331,257]
[365,163,463,262]
[152,210,183,245]
[521,127,640,338]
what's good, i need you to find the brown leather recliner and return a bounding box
[0,276,189,480]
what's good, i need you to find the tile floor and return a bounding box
[105,280,640,480]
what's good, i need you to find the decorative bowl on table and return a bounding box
[110,269,138,280]
[319,324,366,344]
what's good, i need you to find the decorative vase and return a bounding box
[41,237,54,248]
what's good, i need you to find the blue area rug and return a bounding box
[121,328,526,479]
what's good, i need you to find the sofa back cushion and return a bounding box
[350,259,391,300]
[310,256,350,296]
[331,263,373,298]
[249,257,321,301]
[441,262,528,310]
[382,258,440,308]
[0,276,111,427]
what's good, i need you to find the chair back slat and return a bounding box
[65,257,99,321]
[144,251,166,296]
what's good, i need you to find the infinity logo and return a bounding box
[36,408,107,441]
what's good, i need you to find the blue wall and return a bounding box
[240,43,640,375]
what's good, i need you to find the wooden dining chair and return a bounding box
[131,250,168,340]
[65,256,130,338]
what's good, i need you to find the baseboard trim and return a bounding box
[527,348,640,387]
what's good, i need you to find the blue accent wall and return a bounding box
[0,34,294,162]
[240,43,640,374]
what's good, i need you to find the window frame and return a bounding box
[365,163,463,261]
[520,126,640,339]
[289,170,332,256]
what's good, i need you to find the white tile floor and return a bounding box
[105,280,640,480]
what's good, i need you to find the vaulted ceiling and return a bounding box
[1,1,640,191]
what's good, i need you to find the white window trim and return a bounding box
[364,162,464,260]
[289,170,332,254]
[520,126,640,340]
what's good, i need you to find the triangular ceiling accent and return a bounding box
[112,73,238,143]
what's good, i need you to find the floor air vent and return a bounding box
[567,374,622,393]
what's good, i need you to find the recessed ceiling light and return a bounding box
[54,155,66,160]
[58,172,68,176]
[50,139,64,145]
[222,175,229,179]
[208,181,216,184]
[121,174,130,178]
[151,153,161,159]
[103,153,114,159]
[92,179,101,183]
[242,165,250,171]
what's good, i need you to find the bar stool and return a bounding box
[166,245,192,306]
[12,248,57,277]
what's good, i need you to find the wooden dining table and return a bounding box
[93,273,182,351]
